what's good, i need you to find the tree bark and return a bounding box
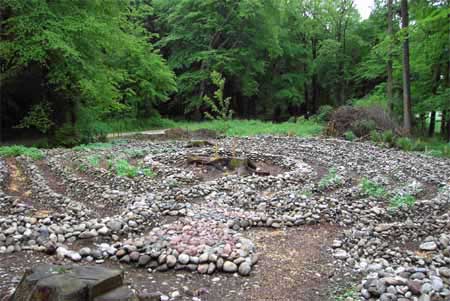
[442,110,447,138]
[429,111,436,137]
[400,0,413,133]
[429,64,441,137]
[387,0,394,113]
[311,37,319,113]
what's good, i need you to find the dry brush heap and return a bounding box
[0,137,449,301]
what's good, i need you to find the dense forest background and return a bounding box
[1,0,449,145]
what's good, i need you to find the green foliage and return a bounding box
[318,168,343,190]
[87,155,101,167]
[53,123,80,148]
[361,178,386,198]
[351,119,377,137]
[344,131,356,141]
[109,159,153,178]
[370,130,383,143]
[0,145,44,160]
[395,137,414,151]
[2,0,175,138]
[104,117,175,134]
[173,119,323,137]
[15,101,54,134]
[73,143,113,152]
[381,130,396,147]
[335,287,358,301]
[203,71,233,121]
[389,194,416,209]
[123,149,147,159]
[316,105,334,122]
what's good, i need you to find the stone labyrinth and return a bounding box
[0,136,449,300]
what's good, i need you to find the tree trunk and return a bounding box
[442,110,447,138]
[428,64,441,137]
[311,37,319,113]
[387,0,394,113]
[400,0,412,133]
[428,111,436,137]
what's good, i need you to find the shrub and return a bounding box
[381,130,396,147]
[327,105,396,137]
[14,101,54,134]
[370,130,382,143]
[351,119,376,137]
[412,139,426,152]
[53,123,81,147]
[395,137,414,151]
[389,194,416,209]
[361,178,386,198]
[344,131,356,141]
[316,105,334,122]
[0,145,44,160]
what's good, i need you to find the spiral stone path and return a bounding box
[0,136,449,300]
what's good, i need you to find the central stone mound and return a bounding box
[11,264,133,301]
[187,154,272,177]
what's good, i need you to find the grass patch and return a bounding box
[389,194,416,209]
[334,287,358,301]
[73,142,114,151]
[0,145,44,160]
[172,119,323,137]
[108,159,154,178]
[87,155,101,167]
[361,178,386,198]
[104,117,176,134]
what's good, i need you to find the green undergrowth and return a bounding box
[173,119,324,137]
[109,159,154,177]
[389,194,416,209]
[360,178,386,198]
[369,130,450,158]
[318,168,343,190]
[0,145,44,160]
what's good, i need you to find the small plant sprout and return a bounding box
[389,194,416,209]
[318,168,343,190]
[360,178,386,198]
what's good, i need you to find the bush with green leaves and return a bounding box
[0,145,44,160]
[344,131,356,141]
[381,130,396,147]
[370,130,382,143]
[395,137,414,151]
[318,168,343,190]
[351,119,376,137]
[361,178,386,198]
[53,123,81,147]
[315,105,334,122]
[389,194,416,209]
[15,101,54,134]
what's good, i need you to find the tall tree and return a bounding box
[400,0,412,133]
[386,0,394,113]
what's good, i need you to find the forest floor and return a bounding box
[0,135,449,301]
